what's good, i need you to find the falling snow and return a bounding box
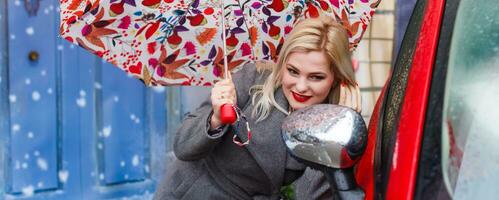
[37,182,44,188]
[21,185,34,197]
[99,173,105,180]
[9,94,17,103]
[12,124,21,132]
[22,162,28,169]
[121,161,126,167]
[25,78,31,85]
[24,154,29,160]
[27,131,34,139]
[144,165,150,173]
[26,27,35,36]
[10,34,15,40]
[28,131,34,139]
[114,96,119,102]
[47,88,53,94]
[37,158,48,171]
[57,45,64,51]
[153,86,166,93]
[44,8,50,15]
[124,174,129,179]
[103,126,112,138]
[97,143,103,149]
[41,70,47,76]
[59,170,69,183]
[132,155,139,166]
[32,91,41,101]
[80,90,86,97]
[130,114,136,120]
[14,0,21,6]
[95,82,102,89]
[15,161,20,170]
[77,97,86,108]
[34,151,40,156]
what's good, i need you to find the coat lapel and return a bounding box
[236,87,289,193]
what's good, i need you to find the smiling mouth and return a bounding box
[291,91,312,103]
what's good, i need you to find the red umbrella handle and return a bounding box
[220,104,237,124]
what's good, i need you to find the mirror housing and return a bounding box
[282,104,368,169]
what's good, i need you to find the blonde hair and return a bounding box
[250,15,356,122]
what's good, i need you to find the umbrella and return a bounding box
[60,0,380,86]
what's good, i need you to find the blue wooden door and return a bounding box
[0,0,179,199]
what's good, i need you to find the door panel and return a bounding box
[7,0,59,194]
[100,63,147,185]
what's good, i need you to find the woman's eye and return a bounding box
[309,76,325,81]
[287,68,298,75]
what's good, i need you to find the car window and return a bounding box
[441,0,499,198]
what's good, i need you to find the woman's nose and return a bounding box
[295,77,308,93]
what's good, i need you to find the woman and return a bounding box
[154,15,361,200]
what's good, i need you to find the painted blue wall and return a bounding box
[0,0,184,199]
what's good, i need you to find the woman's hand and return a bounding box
[338,82,362,113]
[210,73,237,129]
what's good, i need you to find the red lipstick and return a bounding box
[291,92,311,103]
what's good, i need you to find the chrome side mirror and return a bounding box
[282,104,368,200]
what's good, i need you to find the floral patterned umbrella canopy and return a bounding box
[60,0,380,86]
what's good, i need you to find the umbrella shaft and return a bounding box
[220,1,229,79]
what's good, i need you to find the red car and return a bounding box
[354,0,499,199]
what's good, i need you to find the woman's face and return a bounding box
[281,51,335,111]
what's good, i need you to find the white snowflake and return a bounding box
[79,90,86,97]
[103,126,112,138]
[130,114,136,120]
[124,174,129,179]
[132,155,139,166]
[120,161,125,167]
[47,88,53,94]
[134,118,140,124]
[28,131,34,139]
[24,154,29,160]
[44,8,49,15]
[10,34,15,40]
[97,143,103,149]
[15,161,20,170]
[32,91,41,101]
[153,86,166,93]
[12,124,21,132]
[76,97,86,108]
[26,27,35,36]
[94,82,102,89]
[58,170,69,183]
[22,162,28,169]
[25,78,31,85]
[114,96,119,102]
[14,0,20,6]
[49,5,54,10]
[41,70,47,76]
[21,185,34,197]
[144,165,150,173]
[99,173,105,180]
[37,158,48,171]
[9,94,16,103]
[70,44,75,49]
[57,45,64,51]
[34,151,40,156]
[37,182,44,188]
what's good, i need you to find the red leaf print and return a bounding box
[145,21,160,40]
[147,42,157,54]
[118,16,131,29]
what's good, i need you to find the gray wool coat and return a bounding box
[154,63,333,200]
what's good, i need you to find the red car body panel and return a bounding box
[355,0,445,199]
[386,0,445,199]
